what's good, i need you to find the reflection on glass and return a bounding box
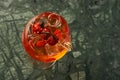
[22,12,72,69]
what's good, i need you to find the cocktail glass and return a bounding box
[22,12,72,69]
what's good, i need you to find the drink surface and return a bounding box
[22,12,72,62]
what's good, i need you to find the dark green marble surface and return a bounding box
[0,0,120,80]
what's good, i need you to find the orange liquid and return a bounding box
[22,12,71,63]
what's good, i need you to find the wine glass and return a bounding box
[22,12,72,69]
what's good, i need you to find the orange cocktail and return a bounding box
[22,12,72,63]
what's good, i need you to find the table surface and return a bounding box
[0,0,120,80]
